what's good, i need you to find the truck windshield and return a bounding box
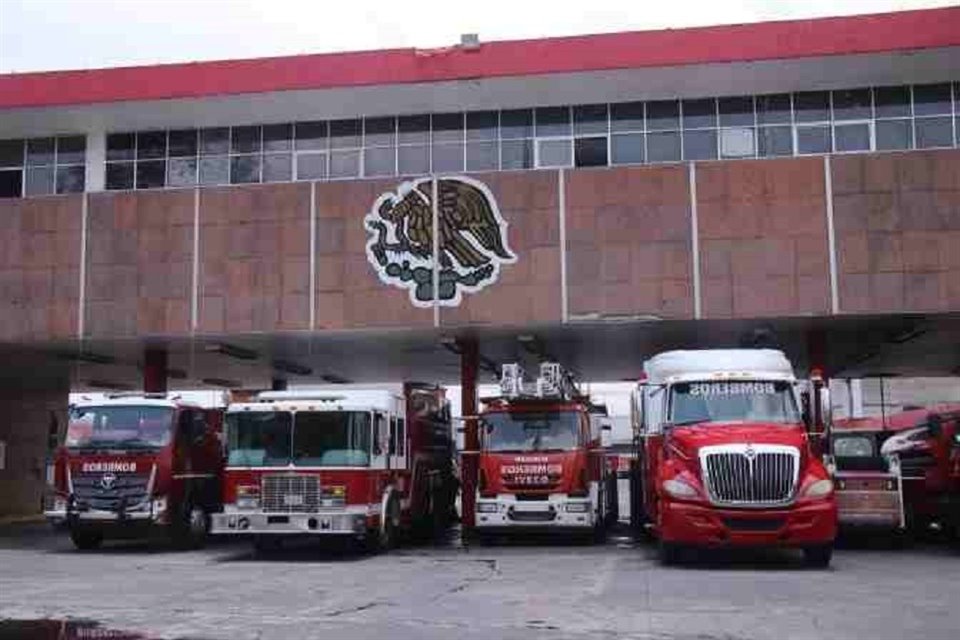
[225,411,371,467]
[65,405,174,449]
[669,381,800,426]
[482,411,580,452]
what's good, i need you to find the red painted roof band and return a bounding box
[1,7,958,110]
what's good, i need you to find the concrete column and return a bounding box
[85,130,106,192]
[143,348,168,394]
[459,337,479,530]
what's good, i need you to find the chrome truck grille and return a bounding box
[72,472,150,511]
[261,475,320,513]
[699,445,799,507]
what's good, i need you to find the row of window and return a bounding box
[0,137,86,198]
[1,83,958,197]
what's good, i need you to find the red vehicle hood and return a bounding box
[480,450,585,495]
[667,422,807,460]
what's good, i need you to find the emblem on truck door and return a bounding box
[365,176,517,308]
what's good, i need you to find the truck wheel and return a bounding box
[658,541,682,566]
[378,496,400,551]
[70,529,103,551]
[802,545,833,568]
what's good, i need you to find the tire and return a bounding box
[70,528,103,551]
[378,496,400,551]
[658,541,682,566]
[803,544,833,568]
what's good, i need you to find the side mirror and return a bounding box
[632,387,646,433]
[818,387,833,431]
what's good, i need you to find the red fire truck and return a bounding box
[471,362,613,541]
[45,394,224,550]
[210,385,456,552]
[632,349,837,566]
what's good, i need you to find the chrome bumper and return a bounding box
[211,509,369,536]
[45,508,157,524]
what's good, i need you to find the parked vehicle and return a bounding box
[826,418,905,535]
[210,385,456,552]
[471,362,613,541]
[45,394,224,550]
[632,349,837,566]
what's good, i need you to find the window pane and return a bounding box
[329,120,361,149]
[105,162,134,190]
[364,117,396,147]
[329,149,360,177]
[136,159,166,189]
[167,130,198,158]
[501,139,533,169]
[466,111,498,141]
[611,133,644,164]
[915,117,953,148]
[835,123,871,152]
[913,83,952,116]
[647,131,681,162]
[364,146,396,176]
[432,113,464,144]
[683,129,717,160]
[797,125,831,154]
[295,153,327,180]
[24,166,54,196]
[720,127,756,158]
[231,126,261,154]
[398,145,429,175]
[432,143,464,172]
[200,128,229,156]
[0,169,22,198]
[500,110,533,139]
[682,98,716,129]
[757,94,791,125]
[466,141,498,171]
[832,88,872,120]
[263,153,292,182]
[295,121,327,151]
[535,107,570,138]
[574,136,608,167]
[106,133,136,161]
[56,165,86,193]
[263,123,292,152]
[611,102,644,132]
[646,101,680,131]
[758,126,793,156]
[167,158,197,186]
[0,139,23,167]
[136,131,166,160]
[199,157,229,185]
[875,86,911,118]
[398,115,429,144]
[876,119,912,150]
[56,136,86,164]
[794,91,829,122]
[27,138,55,166]
[573,104,607,136]
[230,155,261,183]
[718,97,754,127]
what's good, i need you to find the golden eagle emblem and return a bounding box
[365,177,516,307]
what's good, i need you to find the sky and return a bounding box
[0,0,954,73]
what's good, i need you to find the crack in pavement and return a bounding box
[430,558,500,601]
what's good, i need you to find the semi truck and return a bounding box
[45,394,224,550]
[471,362,613,541]
[210,384,457,552]
[631,349,838,566]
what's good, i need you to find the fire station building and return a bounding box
[0,7,959,514]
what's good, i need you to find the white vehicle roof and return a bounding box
[643,349,796,385]
[70,394,198,410]
[229,388,402,414]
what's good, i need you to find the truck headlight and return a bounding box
[236,498,259,510]
[151,496,168,514]
[236,485,260,509]
[663,478,698,498]
[802,479,834,498]
[477,502,499,513]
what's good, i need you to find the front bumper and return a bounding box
[475,495,595,530]
[659,498,836,547]
[837,490,903,529]
[211,508,370,537]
